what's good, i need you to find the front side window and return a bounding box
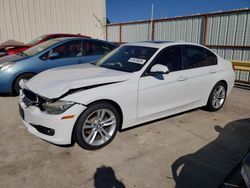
[153,46,183,72]
[95,45,157,72]
[84,41,113,56]
[51,40,82,59]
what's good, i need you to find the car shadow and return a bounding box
[120,108,198,132]
[0,93,14,97]
[0,92,20,97]
[171,118,250,188]
[93,165,125,188]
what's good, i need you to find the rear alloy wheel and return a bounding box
[75,102,120,150]
[206,82,227,112]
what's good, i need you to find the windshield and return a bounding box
[21,39,59,57]
[95,46,157,72]
[26,34,48,45]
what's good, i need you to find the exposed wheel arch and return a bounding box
[217,80,228,91]
[85,99,123,130]
[213,80,228,98]
[12,72,36,95]
[71,99,124,145]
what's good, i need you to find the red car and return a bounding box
[0,33,90,57]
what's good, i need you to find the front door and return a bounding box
[138,46,189,118]
[45,40,85,69]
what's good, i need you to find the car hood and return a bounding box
[0,54,26,63]
[25,64,132,99]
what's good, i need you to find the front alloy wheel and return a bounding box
[74,102,120,150]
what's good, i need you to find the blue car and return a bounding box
[0,37,116,94]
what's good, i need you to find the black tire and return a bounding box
[74,102,121,150]
[13,73,35,95]
[205,82,227,112]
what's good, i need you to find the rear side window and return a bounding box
[185,46,217,69]
[206,49,217,66]
[153,46,182,72]
[84,41,113,56]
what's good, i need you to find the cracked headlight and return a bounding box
[42,100,75,115]
[0,62,15,72]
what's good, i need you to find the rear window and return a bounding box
[84,41,115,56]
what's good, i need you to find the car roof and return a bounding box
[47,33,90,38]
[50,37,116,46]
[122,41,205,49]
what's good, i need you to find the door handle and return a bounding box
[209,70,217,74]
[178,76,188,81]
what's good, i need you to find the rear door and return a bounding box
[182,45,218,104]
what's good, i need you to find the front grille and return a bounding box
[22,89,46,110]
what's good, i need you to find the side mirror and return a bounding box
[49,52,59,60]
[149,64,169,74]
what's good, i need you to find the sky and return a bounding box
[106,0,250,23]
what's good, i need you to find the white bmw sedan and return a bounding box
[19,41,235,150]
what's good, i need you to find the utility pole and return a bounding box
[151,4,154,41]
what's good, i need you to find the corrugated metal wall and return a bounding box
[210,48,250,61]
[106,9,250,62]
[121,22,151,42]
[107,22,151,42]
[206,11,250,61]
[206,12,249,46]
[107,25,119,42]
[0,0,106,43]
[154,17,203,43]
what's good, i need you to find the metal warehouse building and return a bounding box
[0,0,106,43]
[106,8,250,62]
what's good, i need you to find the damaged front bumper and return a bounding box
[18,82,86,145]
